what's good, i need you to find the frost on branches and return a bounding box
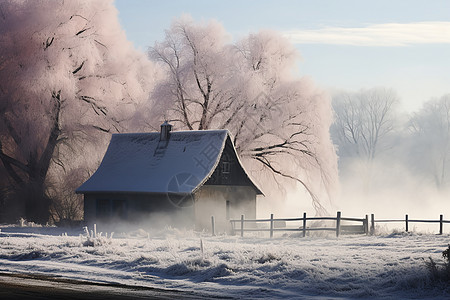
[0,0,155,223]
[146,18,338,214]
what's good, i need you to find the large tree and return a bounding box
[145,18,338,214]
[0,0,155,223]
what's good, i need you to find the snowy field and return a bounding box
[0,225,450,299]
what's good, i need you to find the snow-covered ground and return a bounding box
[0,225,449,299]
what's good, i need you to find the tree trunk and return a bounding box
[0,91,62,224]
[24,91,62,223]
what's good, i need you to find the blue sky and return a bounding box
[114,0,450,112]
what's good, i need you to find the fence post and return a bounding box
[270,214,274,238]
[230,220,235,236]
[302,212,307,238]
[405,214,409,232]
[211,216,215,236]
[364,214,369,235]
[240,215,244,237]
[336,211,341,238]
[440,214,443,235]
[370,214,375,235]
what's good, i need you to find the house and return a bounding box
[76,122,263,232]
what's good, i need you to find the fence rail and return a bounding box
[226,212,369,238]
[215,212,450,238]
[370,214,450,235]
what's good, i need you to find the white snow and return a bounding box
[76,130,261,195]
[77,131,226,194]
[0,225,449,299]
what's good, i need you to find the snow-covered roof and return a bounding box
[76,129,262,195]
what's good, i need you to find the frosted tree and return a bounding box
[147,18,338,214]
[0,0,155,223]
[330,87,400,194]
[331,87,399,161]
[408,94,450,188]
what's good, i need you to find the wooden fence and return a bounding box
[212,212,450,238]
[370,214,450,235]
[225,212,369,238]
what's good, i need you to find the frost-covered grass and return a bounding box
[0,225,450,299]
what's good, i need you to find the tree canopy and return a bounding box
[0,0,155,222]
[145,18,338,214]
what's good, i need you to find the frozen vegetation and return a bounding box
[0,225,449,299]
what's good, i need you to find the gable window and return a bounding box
[222,161,231,174]
[220,152,232,183]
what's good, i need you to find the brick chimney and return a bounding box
[160,121,172,141]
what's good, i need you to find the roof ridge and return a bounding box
[76,129,262,195]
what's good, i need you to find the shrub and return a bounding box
[82,224,113,247]
[425,244,450,281]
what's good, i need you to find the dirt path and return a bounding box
[0,272,217,299]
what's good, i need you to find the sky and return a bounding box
[114,0,450,113]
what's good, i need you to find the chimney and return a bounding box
[160,121,172,141]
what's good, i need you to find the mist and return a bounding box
[90,210,197,237]
[324,91,450,231]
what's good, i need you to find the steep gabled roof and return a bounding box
[76,130,263,195]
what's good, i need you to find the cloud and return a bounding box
[284,22,450,47]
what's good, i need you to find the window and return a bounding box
[112,199,127,220]
[220,152,232,183]
[222,161,231,174]
[96,199,111,218]
[221,152,231,174]
[96,199,127,220]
